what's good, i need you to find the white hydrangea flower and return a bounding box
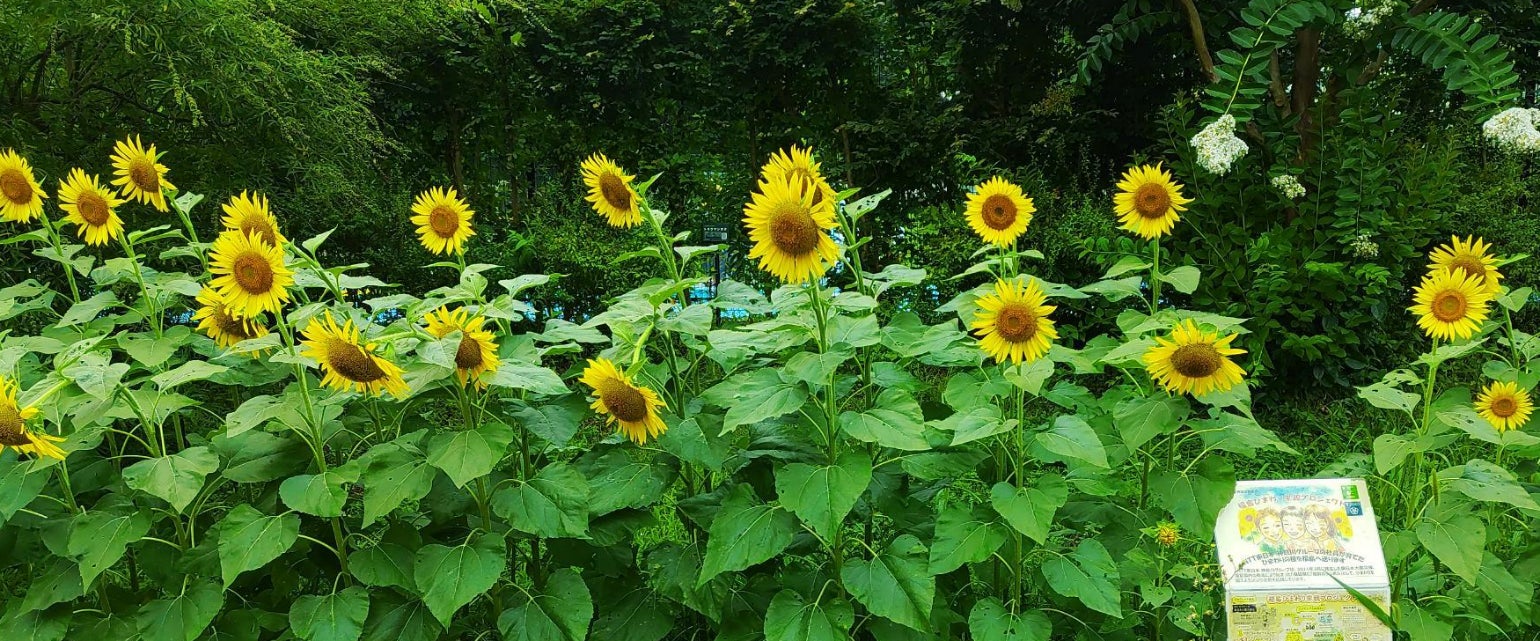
[1482,107,1540,154]
[1271,174,1306,199]
[1191,114,1248,175]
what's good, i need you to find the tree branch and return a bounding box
[1176,0,1218,82]
[1269,50,1290,113]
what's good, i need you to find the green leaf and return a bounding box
[425,421,515,488]
[1041,539,1122,617]
[1372,433,1426,475]
[720,370,807,433]
[969,597,1051,641]
[1416,504,1484,585]
[1397,601,1453,641]
[581,449,675,516]
[1358,381,1419,414]
[698,485,798,586]
[936,405,1012,446]
[224,394,285,438]
[1150,457,1236,534]
[764,590,853,641]
[415,533,506,627]
[290,587,370,641]
[1475,552,1533,625]
[67,508,153,588]
[1158,265,1200,294]
[497,567,593,641]
[0,456,49,519]
[122,446,219,512]
[215,505,300,587]
[485,364,568,396]
[280,469,358,518]
[351,543,416,592]
[1002,358,1055,396]
[989,474,1068,545]
[60,351,129,399]
[20,560,84,613]
[1114,395,1188,451]
[359,442,435,527]
[774,452,872,542]
[839,388,930,451]
[1033,415,1109,468]
[362,595,441,641]
[1080,275,1144,301]
[152,360,229,389]
[1438,460,1539,510]
[590,588,673,641]
[492,461,591,538]
[841,534,934,631]
[135,580,224,641]
[217,430,309,483]
[929,505,1008,575]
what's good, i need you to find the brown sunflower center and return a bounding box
[0,404,30,446]
[1,169,32,204]
[129,158,159,192]
[994,303,1039,343]
[1448,258,1487,283]
[428,205,460,238]
[1490,397,1517,418]
[1134,183,1171,219]
[1431,290,1467,322]
[240,218,279,247]
[1170,343,1223,379]
[76,191,112,226]
[981,194,1018,231]
[214,307,256,341]
[598,379,649,422]
[232,252,274,294]
[326,339,388,384]
[789,169,825,206]
[454,336,484,370]
[769,205,820,256]
[599,172,632,211]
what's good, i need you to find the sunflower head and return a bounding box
[1474,381,1534,432]
[221,191,287,248]
[209,230,294,319]
[424,306,501,388]
[301,312,409,398]
[1427,235,1502,296]
[57,168,125,246]
[1409,268,1492,342]
[0,377,64,460]
[1154,522,1181,548]
[0,149,47,223]
[192,286,270,350]
[1114,163,1192,240]
[580,153,642,228]
[410,187,476,255]
[970,278,1057,364]
[580,358,667,445]
[761,145,836,209]
[965,177,1035,247]
[110,135,175,212]
[743,175,841,284]
[1143,319,1247,396]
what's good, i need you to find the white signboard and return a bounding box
[1214,478,1392,641]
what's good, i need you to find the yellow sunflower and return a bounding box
[1474,381,1533,432]
[424,306,500,388]
[0,149,47,223]
[1114,163,1192,240]
[581,358,667,445]
[0,377,64,460]
[580,153,642,228]
[1409,269,1491,341]
[301,312,409,398]
[970,278,1057,364]
[743,176,841,284]
[1143,319,1247,396]
[965,177,1035,247]
[409,187,475,255]
[761,145,837,209]
[192,286,269,350]
[220,191,286,248]
[1427,235,1502,296]
[208,230,294,319]
[57,168,125,246]
[109,135,175,212]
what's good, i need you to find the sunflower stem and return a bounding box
[1150,238,1162,314]
[36,208,82,304]
[116,232,163,337]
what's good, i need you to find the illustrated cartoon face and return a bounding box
[1282,513,1305,539]
[1259,515,1282,542]
[1306,514,1327,537]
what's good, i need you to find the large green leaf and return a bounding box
[838,388,930,451]
[135,580,224,641]
[1475,552,1533,625]
[968,597,1051,641]
[1438,460,1539,510]
[290,587,370,641]
[350,543,416,592]
[581,449,674,516]
[361,594,442,641]
[414,533,506,626]
[215,505,300,587]
[1032,415,1108,468]
[1416,503,1484,585]
[989,474,1068,545]
[841,534,934,630]
[0,456,49,519]
[359,441,435,527]
[122,446,219,512]
[928,505,1008,575]
[718,370,807,433]
[698,485,798,586]
[20,560,83,613]
[425,421,515,488]
[497,567,593,641]
[280,468,358,518]
[492,461,591,538]
[774,452,871,542]
[589,587,673,641]
[1041,539,1121,617]
[763,590,853,641]
[67,507,153,588]
[1113,395,1188,451]
[1150,456,1236,534]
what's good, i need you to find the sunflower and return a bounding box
[580,153,642,228]
[1143,319,1247,396]
[1474,381,1533,432]
[208,230,294,319]
[1409,269,1491,341]
[970,278,1057,364]
[1114,163,1192,240]
[57,168,125,246]
[581,358,667,445]
[0,377,64,460]
[221,191,286,248]
[0,149,47,223]
[424,306,500,388]
[301,312,409,398]
[409,187,475,255]
[743,176,841,284]
[761,145,837,209]
[192,286,269,350]
[1427,235,1502,296]
[965,177,1035,247]
[110,135,175,212]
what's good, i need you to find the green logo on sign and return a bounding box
[1342,485,1360,499]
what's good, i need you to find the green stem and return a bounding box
[116,233,163,337]
[37,209,82,303]
[1150,238,1162,314]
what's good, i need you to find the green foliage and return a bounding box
[1393,11,1524,116]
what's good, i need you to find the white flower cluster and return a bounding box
[1271,174,1306,199]
[1343,1,1396,40]
[1350,233,1379,259]
[1482,107,1540,154]
[1191,114,1248,175]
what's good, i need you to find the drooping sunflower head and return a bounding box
[301,311,409,398]
[743,175,840,284]
[109,135,175,212]
[1143,319,1247,396]
[57,168,125,246]
[1474,381,1533,432]
[208,230,294,319]
[580,153,642,228]
[0,149,47,223]
[970,277,1057,364]
[965,177,1035,247]
[580,357,667,445]
[424,306,501,388]
[221,191,287,248]
[761,145,836,209]
[1427,235,1502,296]
[1113,163,1192,240]
[0,377,64,460]
[192,286,269,350]
[1409,268,1492,342]
[409,187,476,255]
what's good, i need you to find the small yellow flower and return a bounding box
[109,135,175,212]
[57,169,125,246]
[1143,320,1247,396]
[220,191,286,248]
[1427,235,1502,296]
[1155,522,1181,547]
[301,312,409,398]
[424,306,500,388]
[1474,381,1533,432]
[965,177,1035,247]
[742,175,840,284]
[0,149,47,223]
[970,278,1057,364]
[580,153,642,228]
[580,358,667,445]
[1409,268,1491,342]
[0,377,64,460]
[409,187,475,255]
[1113,163,1191,240]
